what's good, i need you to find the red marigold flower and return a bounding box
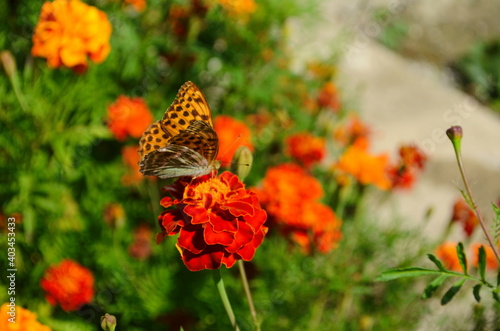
[386,166,415,189]
[1,303,51,331]
[285,132,326,168]
[107,96,153,141]
[255,163,342,254]
[214,115,254,165]
[470,243,499,270]
[335,144,390,190]
[156,172,267,271]
[435,242,462,272]
[334,115,371,147]
[386,144,427,190]
[317,82,340,112]
[450,198,478,237]
[40,259,94,311]
[31,0,112,71]
[399,145,427,170]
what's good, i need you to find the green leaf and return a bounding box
[456,242,468,275]
[423,275,449,299]
[497,270,500,287]
[441,278,466,305]
[473,284,482,303]
[477,246,486,281]
[376,267,445,282]
[427,254,446,271]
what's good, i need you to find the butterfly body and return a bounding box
[139,82,220,179]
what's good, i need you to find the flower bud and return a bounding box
[231,146,253,181]
[446,125,463,141]
[0,51,17,79]
[100,313,117,331]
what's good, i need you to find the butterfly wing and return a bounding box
[160,81,213,137]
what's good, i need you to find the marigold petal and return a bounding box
[221,200,255,217]
[184,205,209,224]
[236,228,267,261]
[158,210,185,235]
[182,246,225,271]
[209,211,238,233]
[226,221,254,253]
[204,222,234,245]
[177,225,206,254]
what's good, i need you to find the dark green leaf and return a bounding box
[376,267,445,282]
[423,275,448,299]
[477,246,486,281]
[456,242,468,275]
[441,278,466,305]
[493,290,500,304]
[473,284,482,303]
[497,270,500,287]
[427,254,446,271]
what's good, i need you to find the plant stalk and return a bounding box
[214,270,240,331]
[238,260,261,331]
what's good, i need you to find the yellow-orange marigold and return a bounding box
[335,144,390,190]
[31,0,112,71]
[40,259,94,311]
[435,242,462,272]
[214,115,254,165]
[471,243,499,270]
[1,303,51,331]
[285,132,326,168]
[107,96,153,141]
[213,0,256,18]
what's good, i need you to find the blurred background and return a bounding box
[1,0,500,330]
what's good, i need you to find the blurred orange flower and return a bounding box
[256,163,342,253]
[41,259,94,311]
[470,243,499,270]
[103,202,126,228]
[387,145,427,190]
[121,145,143,185]
[285,132,326,168]
[435,242,462,272]
[317,82,340,112]
[214,115,254,165]
[1,303,51,331]
[107,96,153,141]
[450,198,478,237]
[335,144,390,190]
[31,0,112,71]
[157,172,267,271]
[129,224,152,261]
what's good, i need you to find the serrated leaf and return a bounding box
[473,284,482,303]
[477,246,486,281]
[456,242,468,275]
[423,275,449,299]
[376,267,445,282]
[441,278,466,305]
[427,254,446,271]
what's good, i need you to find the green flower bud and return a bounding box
[100,313,117,331]
[231,146,253,181]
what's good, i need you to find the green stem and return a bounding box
[238,260,261,331]
[451,138,500,263]
[214,270,240,331]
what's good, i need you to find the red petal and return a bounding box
[221,252,237,268]
[226,221,254,253]
[159,210,185,235]
[177,224,206,254]
[209,211,238,233]
[182,246,224,271]
[159,196,175,208]
[204,222,234,245]
[237,228,267,261]
[242,208,267,233]
[184,205,208,224]
[221,200,255,217]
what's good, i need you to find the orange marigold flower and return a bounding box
[256,163,342,253]
[41,259,94,311]
[435,242,462,272]
[1,303,51,331]
[387,144,427,190]
[121,145,144,185]
[129,224,152,261]
[31,0,112,71]
[107,96,153,141]
[156,172,267,271]
[471,243,499,270]
[285,132,326,168]
[317,82,340,112]
[214,115,254,165]
[399,145,427,170]
[335,144,390,190]
[450,198,478,237]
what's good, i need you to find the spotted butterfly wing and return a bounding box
[138,82,220,179]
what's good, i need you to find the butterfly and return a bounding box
[139,81,221,179]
